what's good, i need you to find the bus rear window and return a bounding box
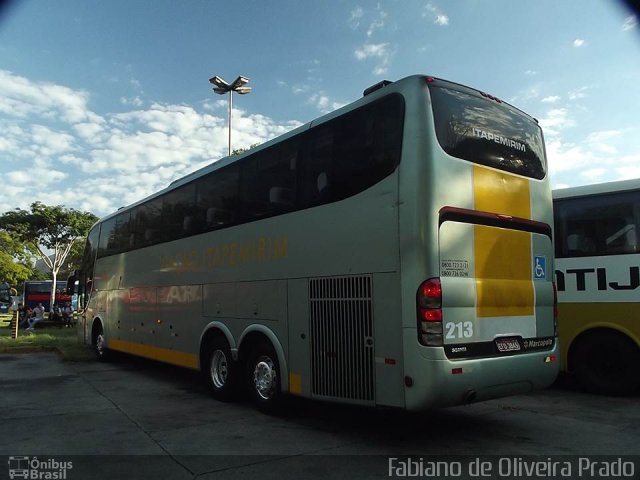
[428,85,546,179]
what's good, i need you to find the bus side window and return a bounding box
[606,219,637,254]
[196,164,240,232]
[566,231,596,256]
[206,207,232,227]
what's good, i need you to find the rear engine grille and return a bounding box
[309,275,375,403]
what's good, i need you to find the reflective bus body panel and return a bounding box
[398,77,557,408]
[78,74,557,411]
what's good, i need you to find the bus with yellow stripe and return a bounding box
[553,179,640,395]
[72,74,558,412]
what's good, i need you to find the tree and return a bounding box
[0,231,35,286]
[0,202,98,309]
[231,143,260,156]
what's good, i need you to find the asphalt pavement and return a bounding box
[1,352,638,480]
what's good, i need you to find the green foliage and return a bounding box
[0,202,97,250]
[0,231,35,285]
[231,143,260,156]
[0,202,98,305]
[0,322,95,361]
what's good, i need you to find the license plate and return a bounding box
[495,337,521,352]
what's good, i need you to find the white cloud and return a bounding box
[622,14,637,31]
[307,93,346,114]
[541,95,560,103]
[349,6,364,29]
[568,86,589,100]
[0,70,304,217]
[538,108,575,137]
[423,3,449,26]
[354,43,392,75]
[573,38,586,47]
[354,43,387,60]
[524,70,537,76]
[120,96,143,107]
[349,5,387,37]
[367,5,387,37]
[616,165,640,180]
[580,168,607,181]
[586,130,622,143]
[545,139,595,175]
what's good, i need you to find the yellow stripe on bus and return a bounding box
[109,338,199,369]
[473,166,534,317]
[289,372,302,395]
[472,165,531,218]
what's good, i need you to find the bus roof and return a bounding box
[553,178,640,200]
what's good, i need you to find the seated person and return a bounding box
[50,304,62,323]
[26,303,45,330]
[62,303,74,327]
[19,306,33,328]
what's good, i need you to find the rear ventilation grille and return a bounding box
[309,275,375,403]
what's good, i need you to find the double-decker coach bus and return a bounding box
[72,74,558,412]
[553,179,640,395]
[23,280,71,312]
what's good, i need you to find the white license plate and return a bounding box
[495,337,521,352]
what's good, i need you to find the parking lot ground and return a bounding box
[1,352,638,479]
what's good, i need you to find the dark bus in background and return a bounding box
[23,280,71,312]
[0,282,11,313]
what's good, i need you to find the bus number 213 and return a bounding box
[445,321,473,340]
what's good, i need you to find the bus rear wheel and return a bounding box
[205,337,238,401]
[572,331,640,396]
[92,323,109,362]
[247,341,284,414]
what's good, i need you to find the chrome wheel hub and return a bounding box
[96,333,105,356]
[210,350,228,389]
[253,356,276,400]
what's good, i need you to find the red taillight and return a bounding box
[417,278,442,309]
[417,278,443,346]
[420,308,442,322]
[552,282,558,337]
[419,279,441,299]
[426,76,435,83]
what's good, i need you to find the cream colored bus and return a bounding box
[554,179,640,395]
[71,75,558,412]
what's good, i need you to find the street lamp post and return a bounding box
[209,75,252,156]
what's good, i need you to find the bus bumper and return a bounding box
[403,339,560,411]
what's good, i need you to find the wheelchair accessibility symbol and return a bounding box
[534,256,546,280]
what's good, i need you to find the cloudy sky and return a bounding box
[1,0,639,218]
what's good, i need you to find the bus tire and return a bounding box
[247,340,284,414]
[572,330,640,396]
[92,322,109,362]
[204,336,238,402]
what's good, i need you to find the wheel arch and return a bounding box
[237,325,289,392]
[199,321,237,370]
[90,316,105,345]
[567,325,639,373]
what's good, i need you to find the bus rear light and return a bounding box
[426,77,435,83]
[552,282,558,336]
[545,355,557,363]
[418,278,442,308]
[452,368,463,375]
[417,278,443,346]
[420,308,442,322]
